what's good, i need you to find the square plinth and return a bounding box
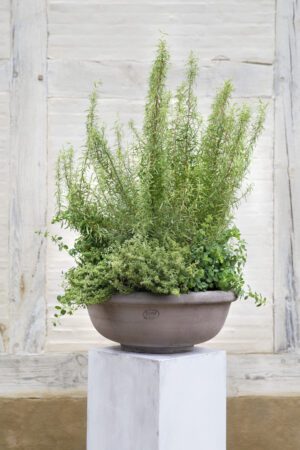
[87,346,226,450]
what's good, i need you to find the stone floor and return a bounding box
[0,396,299,449]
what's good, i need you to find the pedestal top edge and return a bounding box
[89,345,226,361]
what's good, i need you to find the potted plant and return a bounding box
[52,40,266,353]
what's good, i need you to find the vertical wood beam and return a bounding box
[274,0,300,351]
[9,0,48,353]
[0,1,10,352]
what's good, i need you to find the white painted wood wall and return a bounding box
[0,0,299,395]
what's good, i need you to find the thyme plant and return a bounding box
[53,40,266,318]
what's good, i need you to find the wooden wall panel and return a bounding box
[0,96,10,352]
[0,1,10,59]
[9,0,48,353]
[47,1,274,62]
[0,0,10,353]
[48,60,273,100]
[274,0,300,351]
[0,351,299,398]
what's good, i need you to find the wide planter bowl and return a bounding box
[87,291,236,354]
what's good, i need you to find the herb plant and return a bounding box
[52,40,266,319]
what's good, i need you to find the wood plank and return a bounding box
[0,0,10,59]
[0,352,299,397]
[274,0,300,351]
[48,1,274,62]
[0,352,88,397]
[228,353,300,396]
[0,61,10,92]
[0,94,10,352]
[9,1,48,353]
[48,60,273,99]
[49,0,273,5]
[0,3,11,354]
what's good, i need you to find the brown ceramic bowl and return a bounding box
[87,291,236,354]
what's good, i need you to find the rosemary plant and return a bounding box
[52,40,266,319]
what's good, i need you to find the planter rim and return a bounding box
[98,290,237,306]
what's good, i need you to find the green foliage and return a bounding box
[52,40,266,319]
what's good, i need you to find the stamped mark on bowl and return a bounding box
[143,309,160,320]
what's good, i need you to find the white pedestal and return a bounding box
[87,347,226,450]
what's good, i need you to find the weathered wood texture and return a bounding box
[48,60,273,99]
[0,351,299,398]
[274,0,300,351]
[46,0,275,353]
[0,95,10,353]
[228,353,300,397]
[0,1,10,353]
[0,352,88,397]
[47,1,274,62]
[9,1,48,353]
[0,1,10,59]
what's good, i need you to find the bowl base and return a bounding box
[120,344,194,354]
